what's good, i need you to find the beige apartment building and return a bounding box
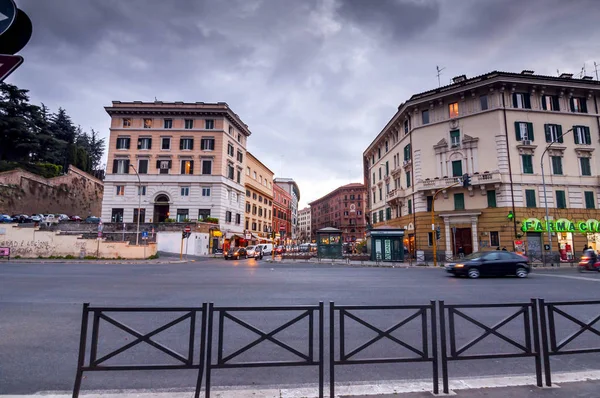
[298,207,311,243]
[364,70,600,262]
[102,101,250,246]
[244,152,274,243]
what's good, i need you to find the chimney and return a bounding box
[452,75,467,83]
[559,73,573,79]
[521,70,534,75]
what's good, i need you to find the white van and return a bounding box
[256,243,273,255]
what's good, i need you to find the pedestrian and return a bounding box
[583,244,589,253]
[458,246,464,258]
[502,246,507,251]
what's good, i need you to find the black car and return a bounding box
[445,251,530,279]
[85,216,101,224]
[224,247,247,260]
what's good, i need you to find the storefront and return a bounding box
[587,233,600,252]
[557,232,574,262]
[367,226,405,262]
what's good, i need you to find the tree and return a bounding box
[50,108,77,144]
[0,83,38,161]
[88,129,105,170]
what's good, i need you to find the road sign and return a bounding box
[97,231,102,238]
[0,8,31,55]
[185,226,191,233]
[141,231,148,240]
[0,0,16,36]
[279,226,285,231]
[0,54,22,81]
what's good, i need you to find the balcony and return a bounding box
[417,171,503,192]
[386,187,405,205]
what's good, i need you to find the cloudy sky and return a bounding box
[11,0,600,207]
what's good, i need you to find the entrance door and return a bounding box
[153,194,170,222]
[453,228,473,255]
[526,233,542,262]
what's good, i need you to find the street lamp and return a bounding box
[129,164,142,246]
[540,127,573,266]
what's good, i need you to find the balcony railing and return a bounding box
[417,171,503,192]
[386,187,405,204]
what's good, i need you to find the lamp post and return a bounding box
[129,164,142,246]
[540,127,573,266]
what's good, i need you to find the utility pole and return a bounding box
[436,65,445,88]
[431,180,462,267]
[129,164,142,246]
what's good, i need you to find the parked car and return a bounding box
[11,214,31,223]
[445,251,530,279]
[85,216,101,224]
[43,214,57,223]
[70,215,82,222]
[245,245,263,259]
[275,245,286,255]
[256,243,273,255]
[56,214,70,222]
[0,214,13,223]
[30,214,43,222]
[224,247,247,260]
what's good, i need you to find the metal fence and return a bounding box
[73,299,600,397]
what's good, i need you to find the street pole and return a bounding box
[540,127,573,267]
[432,181,461,267]
[129,164,142,246]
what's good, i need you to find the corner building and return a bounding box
[363,71,600,261]
[102,101,249,242]
[244,152,274,243]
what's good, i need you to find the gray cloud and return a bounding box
[11,0,600,206]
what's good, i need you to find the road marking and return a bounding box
[7,370,600,397]
[535,273,600,282]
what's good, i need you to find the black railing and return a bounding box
[205,302,324,398]
[329,301,438,397]
[539,299,600,387]
[439,300,542,394]
[73,303,208,398]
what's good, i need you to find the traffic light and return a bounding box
[507,211,514,221]
[182,232,191,239]
[462,173,471,187]
[435,226,441,240]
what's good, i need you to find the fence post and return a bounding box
[72,303,90,398]
[431,300,439,395]
[538,298,552,387]
[439,300,449,394]
[204,303,214,398]
[530,299,543,387]
[329,302,335,398]
[194,303,208,398]
[319,301,324,398]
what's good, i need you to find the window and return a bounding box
[122,118,131,128]
[201,159,212,175]
[522,154,533,174]
[515,122,534,141]
[480,95,488,111]
[551,156,563,175]
[259,207,263,217]
[116,186,125,196]
[143,118,152,128]
[184,119,194,129]
[235,214,241,225]
[379,188,382,201]
[246,203,251,212]
[449,102,459,118]
[237,133,241,143]
[227,163,234,179]
[512,93,531,109]
[231,192,237,203]
[542,95,559,111]
[180,186,190,197]
[426,195,433,212]
[585,191,595,209]
[259,196,263,203]
[408,199,412,214]
[422,109,430,124]
[378,167,382,180]
[404,119,410,134]
[574,126,591,145]
[378,210,384,223]
[205,119,214,129]
[403,144,411,161]
[198,209,210,221]
[451,160,462,177]
[227,143,234,157]
[200,138,214,150]
[116,137,130,149]
[225,211,232,223]
[372,212,377,224]
[580,157,591,176]
[450,129,460,146]
[428,232,434,246]
[490,231,500,247]
[544,124,562,143]
[253,193,257,200]
[180,160,194,175]
[406,171,411,188]
[136,184,147,196]
[555,190,566,209]
[386,207,391,220]
[246,189,251,197]
[111,208,124,223]
[180,138,194,150]
[237,170,241,183]
[176,209,189,222]
[237,151,243,162]
[252,222,257,231]
[454,193,464,210]
[137,137,152,150]
[253,171,257,180]
[161,137,170,150]
[164,119,172,129]
[570,97,588,113]
[133,208,145,223]
[385,161,389,176]
[385,141,388,152]
[525,189,537,208]
[113,159,129,174]
[487,190,497,208]
[157,159,171,174]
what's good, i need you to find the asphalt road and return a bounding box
[1,259,600,395]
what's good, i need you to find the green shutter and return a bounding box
[525,190,537,208]
[544,124,551,142]
[454,193,465,210]
[522,155,533,174]
[541,96,547,110]
[569,98,575,112]
[514,121,521,140]
[512,93,518,108]
[573,126,580,144]
[582,99,588,113]
[487,190,497,208]
[452,160,462,177]
[408,199,412,214]
[524,94,531,109]
[581,158,591,176]
[557,125,563,143]
[527,123,534,141]
[556,191,566,209]
[553,96,560,111]
[585,191,595,209]
[584,126,591,145]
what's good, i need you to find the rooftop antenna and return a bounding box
[436,65,445,88]
[579,63,586,79]
[594,62,599,81]
[556,69,560,76]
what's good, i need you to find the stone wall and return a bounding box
[0,165,103,217]
[0,225,156,259]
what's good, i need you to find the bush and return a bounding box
[164,218,176,223]
[148,253,160,260]
[0,161,63,178]
[203,217,219,224]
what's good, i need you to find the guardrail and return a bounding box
[72,299,600,397]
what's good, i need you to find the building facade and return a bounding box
[244,152,274,243]
[363,70,600,261]
[309,183,367,243]
[273,183,292,242]
[298,207,312,243]
[274,178,300,240]
[102,101,250,245]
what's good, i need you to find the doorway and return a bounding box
[153,194,170,222]
[452,227,473,255]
